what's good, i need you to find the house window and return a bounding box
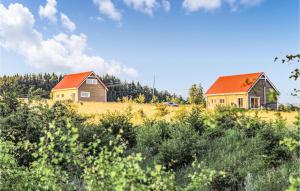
[56,94,59,98]
[219,99,225,104]
[237,98,243,108]
[250,97,260,109]
[80,91,90,98]
[86,79,98,84]
[211,99,217,104]
[61,94,64,98]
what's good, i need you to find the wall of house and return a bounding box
[77,77,107,102]
[248,79,277,109]
[52,89,78,102]
[206,93,248,109]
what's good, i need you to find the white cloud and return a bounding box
[183,0,264,12]
[162,0,171,12]
[123,0,157,15]
[93,0,122,21]
[39,0,57,22]
[60,13,76,32]
[0,3,137,77]
[182,0,221,12]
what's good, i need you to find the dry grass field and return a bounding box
[45,100,299,127]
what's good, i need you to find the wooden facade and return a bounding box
[77,74,106,102]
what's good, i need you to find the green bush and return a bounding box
[211,172,243,191]
[247,162,300,191]
[135,122,164,155]
[239,115,269,137]
[184,106,206,134]
[214,106,240,129]
[1,88,299,190]
[83,145,175,191]
[201,129,266,178]
[258,127,292,167]
[158,123,203,169]
[98,111,136,147]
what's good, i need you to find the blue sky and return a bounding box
[0,0,299,103]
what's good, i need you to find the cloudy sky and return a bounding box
[0,0,299,103]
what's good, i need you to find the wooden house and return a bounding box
[205,72,279,109]
[51,71,107,102]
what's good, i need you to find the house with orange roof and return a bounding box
[205,72,279,109]
[51,71,108,102]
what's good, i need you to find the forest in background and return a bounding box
[0,73,185,103]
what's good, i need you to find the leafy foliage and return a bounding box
[188,84,205,105]
[158,124,203,169]
[0,90,299,190]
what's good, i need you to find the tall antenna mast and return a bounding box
[152,74,155,99]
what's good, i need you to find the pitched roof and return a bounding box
[205,72,263,95]
[52,71,94,90]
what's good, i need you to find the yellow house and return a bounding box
[205,72,279,109]
[51,71,108,102]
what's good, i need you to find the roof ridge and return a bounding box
[219,72,263,78]
[65,71,93,76]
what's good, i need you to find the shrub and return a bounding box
[184,161,226,191]
[98,111,136,147]
[78,123,116,151]
[201,129,266,179]
[0,101,49,165]
[135,122,164,155]
[294,111,300,128]
[135,94,146,103]
[248,162,300,191]
[154,104,169,117]
[239,115,269,137]
[214,106,240,129]
[184,106,205,134]
[158,123,203,169]
[210,172,243,191]
[258,127,292,167]
[0,140,70,190]
[173,105,189,121]
[274,112,287,129]
[83,146,175,191]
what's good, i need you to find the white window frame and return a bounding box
[237,97,243,108]
[86,78,98,85]
[80,91,90,98]
[250,96,260,109]
[219,99,225,104]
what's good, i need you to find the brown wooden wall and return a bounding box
[248,79,277,109]
[78,77,106,102]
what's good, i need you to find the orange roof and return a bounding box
[205,72,263,95]
[52,71,93,90]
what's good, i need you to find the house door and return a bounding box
[250,97,260,109]
[237,98,243,108]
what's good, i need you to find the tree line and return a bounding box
[0,73,190,103]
